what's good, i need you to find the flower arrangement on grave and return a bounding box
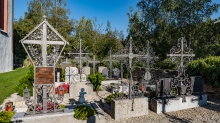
[34,102,59,112]
[73,105,96,120]
[55,83,69,94]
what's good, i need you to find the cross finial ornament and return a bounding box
[43,15,47,21]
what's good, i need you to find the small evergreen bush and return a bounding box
[73,105,96,120]
[186,56,220,87]
[14,66,34,96]
[88,73,104,91]
[105,94,115,104]
[0,111,15,122]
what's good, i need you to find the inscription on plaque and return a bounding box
[35,67,54,84]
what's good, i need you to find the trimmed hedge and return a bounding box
[186,56,220,87]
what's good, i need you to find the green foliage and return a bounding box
[186,56,220,87]
[73,105,96,120]
[14,66,34,96]
[58,104,65,109]
[88,73,104,91]
[0,68,29,104]
[61,68,65,82]
[0,111,15,122]
[128,0,220,62]
[105,94,115,104]
[156,58,177,70]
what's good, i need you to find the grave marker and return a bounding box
[20,16,68,114]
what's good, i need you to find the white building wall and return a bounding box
[0,0,13,73]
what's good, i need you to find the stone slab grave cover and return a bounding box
[111,97,148,120]
[111,84,129,94]
[82,66,90,76]
[151,77,207,114]
[69,82,93,97]
[150,94,207,114]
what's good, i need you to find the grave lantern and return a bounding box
[23,87,30,101]
[58,86,64,97]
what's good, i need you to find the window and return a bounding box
[0,0,8,32]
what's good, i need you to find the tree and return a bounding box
[14,0,75,63]
[128,0,220,62]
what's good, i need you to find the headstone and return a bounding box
[74,74,80,82]
[55,68,62,82]
[144,70,151,81]
[82,66,90,76]
[156,78,172,97]
[102,68,109,77]
[78,88,87,104]
[113,68,120,77]
[111,85,129,94]
[81,74,87,82]
[98,66,106,73]
[65,67,79,83]
[190,76,204,94]
[132,68,145,81]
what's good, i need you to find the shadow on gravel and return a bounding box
[163,113,193,123]
[203,98,220,112]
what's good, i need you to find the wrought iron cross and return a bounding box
[167,37,195,78]
[112,37,144,99]
[21,16,67,66]
[104,47,116,78]
[68,38,90,74]
[88,55,100,74]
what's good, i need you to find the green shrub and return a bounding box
[14,66,34,96]
[0,111,15,122]
[155,58,177,70]
[105,94,115,104]
[58,104,65,109]
[88,73,104,91]
[73,105,96,120]
[186,56,220,87]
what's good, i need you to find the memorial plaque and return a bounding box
[35,67,54,84]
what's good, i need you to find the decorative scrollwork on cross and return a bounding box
[167,37,195,96]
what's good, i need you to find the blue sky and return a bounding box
[14,0,220,37]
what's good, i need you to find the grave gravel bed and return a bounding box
[99,99,220,123]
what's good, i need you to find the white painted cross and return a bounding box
[20,16,68,66]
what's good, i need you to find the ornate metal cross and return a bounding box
[139,41,158,81]
[167,37,195,78]
[112,37,144,99]
[104,47,116,78]
[167,37,195,96]
[20,16,68,114]
[88,55,100,74]
[68,38,90,74]
[21,16,67,66]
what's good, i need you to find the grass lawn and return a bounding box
[0,67,29,104]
